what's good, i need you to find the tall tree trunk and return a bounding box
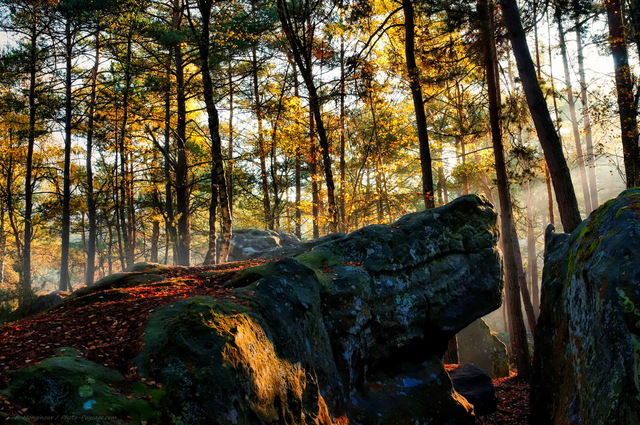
[557,13,592,213]
[0,199,5,284]
[252,44,273,229]
[60,18,73,291]
[604,0,640,188]
[22,22,39,304]
[310,105,320,239]
[85,28,100,285]
[268,72,288,230]
[192,0,232,263]
[164,65,177,264]
[481,0,531,378]
[227,62,235,217]
[291,61,302,238]
[339,30,347,232]
[525,180,539,313]
[276,0,339,232]
[501,0,581,233]
[403,0,435,209]
[173,1,190,266]
[455,81,469,195]
[575,21,599,208]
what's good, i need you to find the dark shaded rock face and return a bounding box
[532,188,640,425]
[449,364,498,416]
[5,194,502,425]
[457,318,510,378]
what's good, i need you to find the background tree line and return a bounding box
[1,0,639,373]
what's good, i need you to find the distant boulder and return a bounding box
[8,291,67,321]
[532,188,640,425]
[457,318,510,378]
[227,229,301,261]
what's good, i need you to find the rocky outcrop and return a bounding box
[136,194,502,424]
[532,188,640,425]
[4,194,503,425]
[457,318,510,378]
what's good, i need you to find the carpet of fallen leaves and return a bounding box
[476,373,530,425]
[0,260,531,423]
[0,260,270,391]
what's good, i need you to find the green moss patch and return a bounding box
[3,353,157,424]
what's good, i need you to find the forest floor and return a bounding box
[477,374,530,424]
[0,260,531,423]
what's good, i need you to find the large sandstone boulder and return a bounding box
[135,194,502,424]
[457,318,510,378]
[4,194,503,425]
[532,188,640,425]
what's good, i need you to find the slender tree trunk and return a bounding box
[291,62,302,238]
[339,31,347,232]
[268,73,288,230]
[403,0,435,209]
[107,218,114,275]
[557,14,592,213]
[455,81,469,195]
[276,0,339,232]
[525,180,539,313]
[173,1,190,266]
[150,218,160,263]
[575,21,599,208]
[192,0,232,263]
[604,0,640,188]
[481,0,531,378]
[85,28,100,285]
[543,19,558,226]
[252,44,273,229]
[501,0,581,233]
[227,62,234,216]
[60,18,73,291]
[164,65,177,264]
[310,105,320,239]
[116,34,134,269]
[22,22,39,304]
[459,135,469,195]
[437,144,446,205]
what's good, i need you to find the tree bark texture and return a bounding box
[500,0,582,233]
[605,0,640,188]
[60,17,73,291]
[557,13,592,213]
[481,0,531,378]
[276,0,339,233]
[193,0,233,264]
[403,0,435,209]
[173,1,190,266]
[85,29,100,286]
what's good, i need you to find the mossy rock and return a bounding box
[135,258,343,425]
[3,354,157,425]
[533,188,640,425]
